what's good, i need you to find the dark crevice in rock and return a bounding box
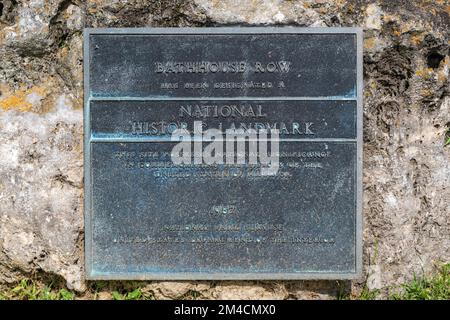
[445,123,450,145]
[86,0,213,27]
[426,51,445,69]
[46,0,84,93]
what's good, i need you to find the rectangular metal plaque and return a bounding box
[84,27,363,279]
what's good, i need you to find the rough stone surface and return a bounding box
[0,0,449,298]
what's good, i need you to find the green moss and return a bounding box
[349,263,450,300]
[445,136,450,146]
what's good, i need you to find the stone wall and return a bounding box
[0,0,448,299]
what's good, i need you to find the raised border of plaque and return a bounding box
[84,27,363,280]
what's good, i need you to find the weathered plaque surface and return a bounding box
[84,28,363,279]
